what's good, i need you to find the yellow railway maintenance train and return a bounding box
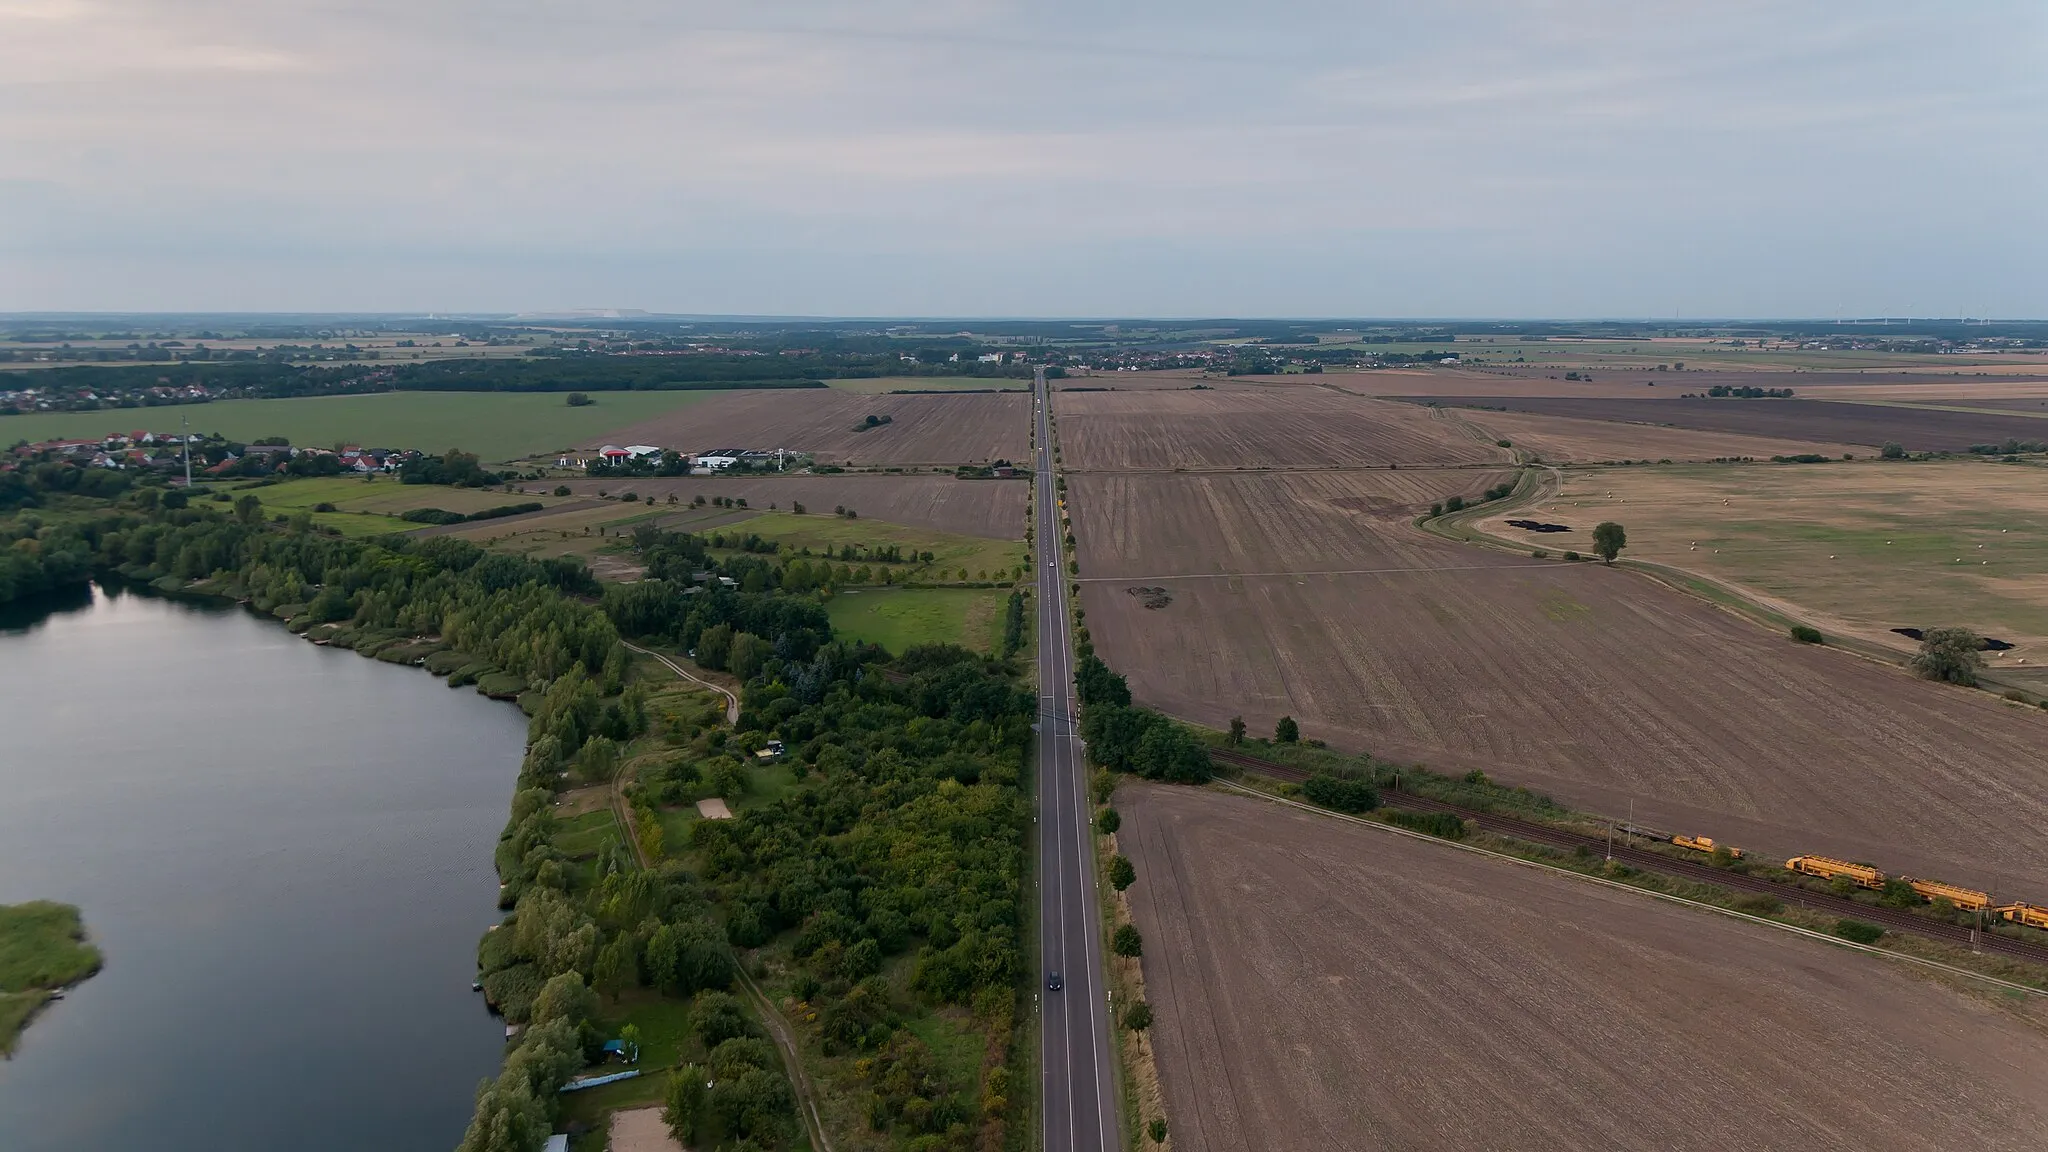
[1786,855,1884,889]
[1672,835,1742,859]
[1786,855,1993,913]
[1999,903,2048,930]
[1909,878,1992,913]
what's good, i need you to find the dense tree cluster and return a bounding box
[400,448,504,488]
[1074,655,1210,784]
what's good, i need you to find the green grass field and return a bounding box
[826,587,1008,654]
[1493,458,2048,682]
[718,511,1025,584]
[1,900,102,1056]
[0,390,710,462]
[208,474,578,537]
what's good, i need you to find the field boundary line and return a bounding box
[1074,562,1553,583]
[1212,779,2048,1000]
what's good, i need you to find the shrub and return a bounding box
[312,501,337,513]
[1531,549,1547,559]
[1097,807,1121,834]
[1789,625,1824,644]
[2005,690,2030,704]
[1274,715,1299,743]
[566,392,593,407]
[553,485,571,496]
[1563,550,1581,561]
[399,506,466,525]
[1301,773,1377,813]
[1832,919,1884,945]
[1384,810,1465,839]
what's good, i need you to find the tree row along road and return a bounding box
[1035,366,1122,1151]
[1209,748,2048,967]
[619,639,832,1152]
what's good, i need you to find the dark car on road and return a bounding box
[1047,971,1063,992]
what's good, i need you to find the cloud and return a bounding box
[1,0,2043,314]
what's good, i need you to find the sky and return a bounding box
[1,0,2043,317]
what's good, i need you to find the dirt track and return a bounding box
[594,389,1029,464]
[1119,782,2048,1152]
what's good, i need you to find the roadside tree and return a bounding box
[1275,715,1299,743]
[1112,923,1143,958]
[1228,715,1246,744]
[1108,854,1136,890]
[1123,1000,1153,1034]
[1592,521,1627,564]
[1911,627,1984,686]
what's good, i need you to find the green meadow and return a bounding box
[0,390,710,462]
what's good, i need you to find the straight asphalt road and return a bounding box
[1034,367,1121,1152]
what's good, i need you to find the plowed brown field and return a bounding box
[547,474,1027,539]
[1458,408,1861,462]
[1056,389,1504,471]
[1119,783,2048,1152]
[594,389,1028,465]
[1077,471,2048,894]
[1067,469,1514,579]
[1411,396,2048,452]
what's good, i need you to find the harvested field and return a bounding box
[1884,396,2048,415]
[1473,459,2048,675]
[1081,522,2048,894]
[593,389,1028,465]
[821,375,1028,394]
[1067,469,1515,580]
[1119,782,2048,1152]
[1821,381,2048,403]
[1457,408,1862,462]
[1056,389,1505,471]
[1406,396,2048,451]
[549,473,1028,539]
[1244,368,2048,400]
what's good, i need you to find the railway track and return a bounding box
[1208,748,2048,968]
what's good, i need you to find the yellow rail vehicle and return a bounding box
[1906,878,1991,913]
[1785,855,1885,890]
[1998,903,2048,930]
[1673,835,1742,859]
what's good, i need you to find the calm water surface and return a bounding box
[0,586,519,1151]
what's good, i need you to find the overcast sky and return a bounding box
[1,1,2042,317]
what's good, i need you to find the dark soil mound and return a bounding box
[1891,627,2013,651]
[1126,586,1173,610]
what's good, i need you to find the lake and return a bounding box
[0,585,520,1151]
